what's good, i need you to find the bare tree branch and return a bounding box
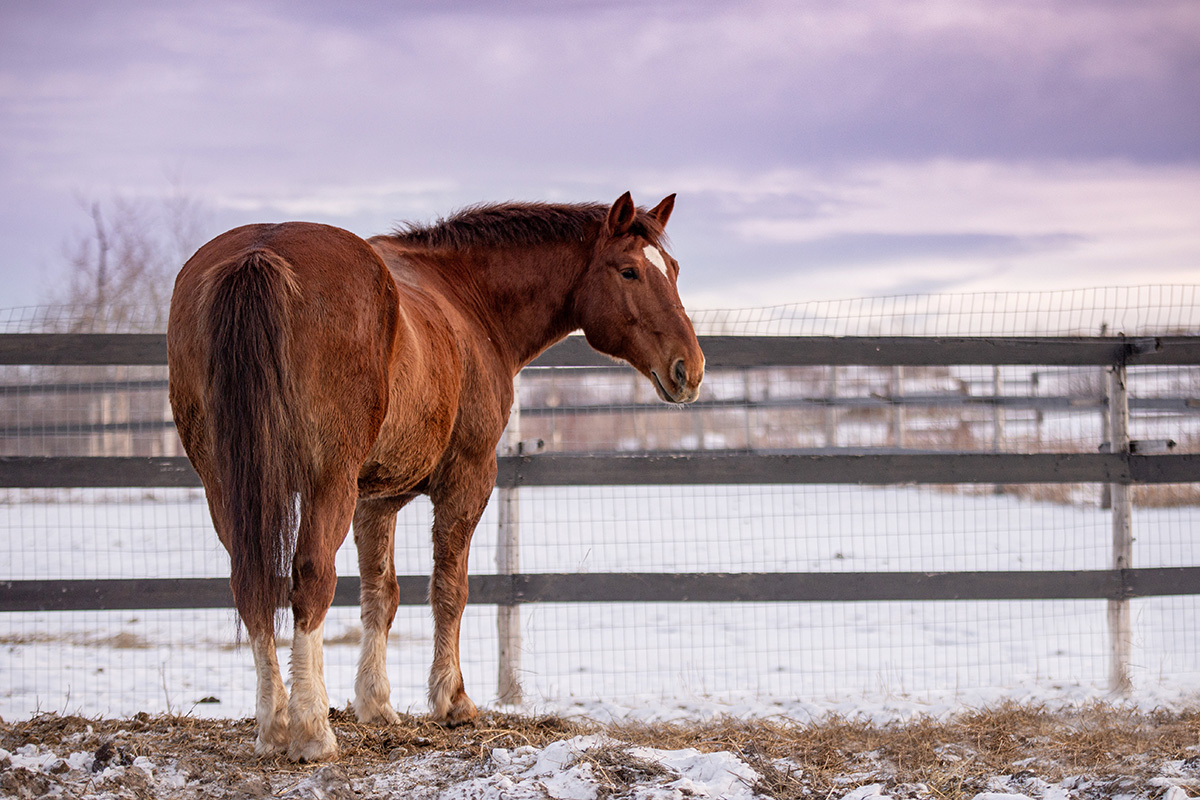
[53,193,211,332]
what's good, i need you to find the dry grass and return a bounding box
[1,702,1198,798]
[1133,483,1200,508]
[600,702,1200,798]
[939,482,1200,509]
[0,631,152,649]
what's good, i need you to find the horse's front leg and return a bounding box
[352,495,410,725]
[428,473,493,726]
[287,471,357,762]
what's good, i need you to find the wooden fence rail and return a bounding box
[6,567,1200,612]
[2,332,1199,696]
[2,451,1198,489]
[3,332,1200,367]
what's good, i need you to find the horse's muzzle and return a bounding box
[652,357,704,404]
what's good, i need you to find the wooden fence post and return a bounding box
[891,366,905,448]
[1107,361,1133,694]
[1099,324,1112,510]
[1100,369,1113,510]
[742,368,754,449]
[992,365,1005,451]
[1031,371,1043,449]
[992,366,1006,494]
[496,375,523,705]
[825,366,838,448]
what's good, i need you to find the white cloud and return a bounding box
[215,180,461,218]
[1,1,1197,310]
[727,160,1200,241]
[667,159,1200,308]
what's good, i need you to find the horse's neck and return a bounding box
[448,243,587,373]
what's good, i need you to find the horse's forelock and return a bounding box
[630,214,669,249]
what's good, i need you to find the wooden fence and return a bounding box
[2,332,1199,697]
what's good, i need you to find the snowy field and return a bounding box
[2,483,1199,726]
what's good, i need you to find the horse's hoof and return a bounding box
[353,702,401,726]
[254,722,290,758]
[439,694,479,728]
[287,734,338,763]
[254,737,288,758]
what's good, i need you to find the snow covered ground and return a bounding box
[3,711,1199,800]
[2,484,1198,725]
[1,732,775,800]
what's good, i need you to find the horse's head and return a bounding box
[577,192,705,404]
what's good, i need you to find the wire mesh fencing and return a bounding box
[2,286,1199,720]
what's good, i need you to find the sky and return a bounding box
[1,0,1198,312]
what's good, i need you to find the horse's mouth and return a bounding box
[650,369,700,405]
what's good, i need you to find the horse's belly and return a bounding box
[356,412,452,498]
[356,459,429,498]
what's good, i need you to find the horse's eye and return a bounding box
[620,268,639,280]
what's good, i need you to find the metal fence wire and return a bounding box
[1,285,1199,720]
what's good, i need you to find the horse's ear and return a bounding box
[648,194,675,228]
[606,192,637,238]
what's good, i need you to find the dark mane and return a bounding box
[388,202,668,250]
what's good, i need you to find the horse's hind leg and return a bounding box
[222,503,290,757]
[201,475,289,755]
[352,495,411,724]
[428,471,493,726]
[286,469,357,762]
[250,631,290,756]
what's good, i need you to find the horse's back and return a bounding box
[168,222,399,479]
[357,239,515,498]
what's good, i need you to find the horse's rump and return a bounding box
[171,224,399,635]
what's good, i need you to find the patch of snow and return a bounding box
[629,745,762,799]
[838,784,891,799]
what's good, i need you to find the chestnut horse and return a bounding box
[167,193,704,761]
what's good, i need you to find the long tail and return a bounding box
[205,250,303,636]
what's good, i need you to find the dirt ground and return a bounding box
[1,702,1198,799]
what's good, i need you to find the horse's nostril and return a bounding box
[672,358,688,387]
